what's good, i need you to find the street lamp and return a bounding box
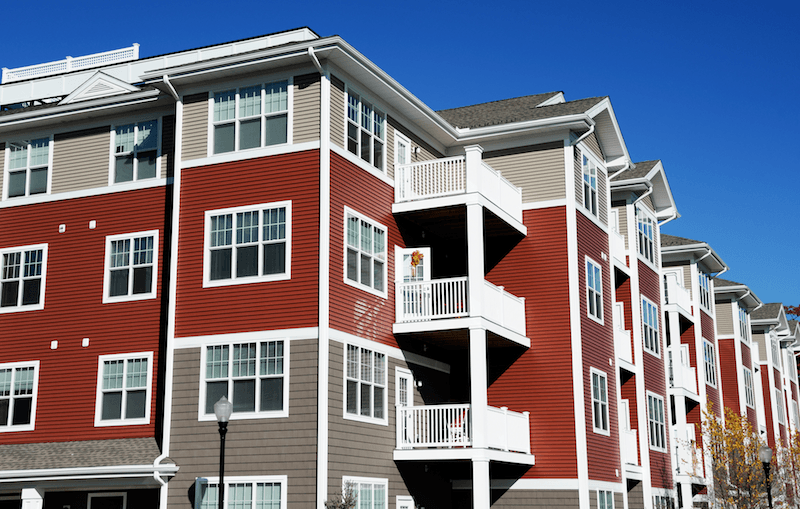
[214,395,233,509]
[759,444,773,509]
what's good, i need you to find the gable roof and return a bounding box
[714,277,742,287]
[611,160,659,181]
[752,302,783,321]
[436,95,603,129]
[713,277,762,310]
[661,234,703,247]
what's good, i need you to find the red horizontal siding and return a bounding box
[0,187,168,444]
[719,338,740,414]
[174,151,320,337]
[700,311,714,341]
[762,369,777,449]
[486,207,577,479]
[615,278,634,361]
[620,375,640,466]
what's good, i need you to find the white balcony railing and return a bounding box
[673,431,703,477]
[613,302,632,364]
[2,45,140,84]
[664,273,692,314]
[669,354,698,395]
[610,229,626,265]
[395,278,525,335]
[397,404,530,454]
[621,428,638,465]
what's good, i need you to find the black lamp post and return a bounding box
[759,444,773,509]
[214,395,233,509]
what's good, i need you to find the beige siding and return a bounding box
[329,75,345,149]
[0,142,4,195]
[717,301,734,335]
[160,114,175,179]
[628,481,644,509]
[386,125,394,180]
[293,73,321,144]
[167,340,318,509]
[574,147,582,205]
[483,141,565,204]
[387,116,443,179]
[181,92,209,161]
[684,264,693,297]
[584,131,604,160]
[492,489,580,508]
[640,193,655,213]
[615,205,629,249]
[51,126,110,193]
[754,332,767,363]
[598,166,608,225]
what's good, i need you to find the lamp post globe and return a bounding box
[759,445,773,509]
[214,396,233,509]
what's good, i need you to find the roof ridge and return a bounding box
[435,92,563,113]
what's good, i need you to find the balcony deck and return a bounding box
[669,355,700,400]
[664,274,692,317]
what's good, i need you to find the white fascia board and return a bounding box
[660,244,727,273]
[0,464,179,483]
[453,115,591,144]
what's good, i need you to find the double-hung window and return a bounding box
[637,207,655,264]
[345,209,387,296]
[647,392,666,451]
[653,495,675,509]
[5,137,50,198]
[698,272,711,310]
[95,352,152,426]
[738,306,749,340]
[113,120,158,183]
[771,340,780,370]
[743,368,755,409]
[345,345,386,423]
[703,340,717,386]
[586,258,603,322]
[197,476,285,509]
[202,341,287,420]
[347,89,386,171]
[103,231,158,303]
[591,369,609,434]
[642,297,660,356]
[0,244,47,313]
[776,388,786,425]
[213,81,289,154]
[0,361,39,432]
[204,201,290,287]
[582,153,598,216]
[342,477,387,509]
[598,491,614,509]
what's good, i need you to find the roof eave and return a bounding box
[660,243,728,273]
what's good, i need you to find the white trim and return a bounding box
[93,351,154,427]
[0,462,179,482]
[88,491,127,509]
[341,476,388,509]
[634,205,658,271]
[646,391,667,452]
[0,360,40,433]
[108,116,163,186]
[174,328,318,350]
[102,229,160,304]
[0,178,169,209]
[585,255,604,325]
[198,475,288,509]
[328,328,450,374]
[343,207,388,298]
[183,140,320,169]
[507,478,580,490]
[342,344,388,426]
[2,135,53,201]
[702,339,717,388]
[0,243,48,314]
[587,480,625,493]
[396,495,414,509]
[590,367,610,436]
[642,295,660,358]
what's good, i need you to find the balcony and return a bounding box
[664,273,692,316]
[610,229,627,266]
[613,302,633,366]
[669,354,699,398]
[673,436,703,479]
[621,428,638,465]
[396,404,531,455]
[394,278,526,338]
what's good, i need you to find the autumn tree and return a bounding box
[785,305,800,320]
[325,481,357,509]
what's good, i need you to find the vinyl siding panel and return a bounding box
[716,301,734,335]
[51,126,110,193]
[719,338,740,413]
[0,142,5,192]
[161,114,176,179]
[174,150,320,337]
[584,132,604,160]
[598,167,608,226]
[0,187,169,444]
[181,92,209,161]
[616,205,629,250]
[574,148,582,206]
[166,340,318,509]
[293,73,321,144]
[483,141,565,204]
[492,489,580,508]
[754,332,767,363]
[329,75,345,149]
[387,116,444,181]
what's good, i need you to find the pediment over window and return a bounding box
[59,72,141,105]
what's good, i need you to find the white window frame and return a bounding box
[636,206,656,265]
[738,305,749,342]
[642,296,660,357]
[203,201,291,288]
[744,367,755,409]
[586,256,603,324]
[109,118,161,185]
[342,476,388,509]
[209,79,292,156]
[598,490,614,509]
[195,475,287,509]
[771,340,781,371]
[94,351,153,427]
[344,208,388,298]
[102,230,159,303]
[647,392,667,452]
[652,495,675,509]
[792,400,799,430]
[703,340,717,387]
[0,243,48,314]
[3,136,53,200]
[698,271,712,311]
[345,87,387,172]
[581,150,600,217]
[198,340,289,422]
[0,360,40,432]
[88,492,127,509]
[591,368,609,435]
[344,344,387,425]
[776,388,786,426]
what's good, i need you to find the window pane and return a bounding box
[239,118,261,150]
[137,151,157,180]
[115,155,134,183]
[205,381,228,414]
[132,267,152,294]
[346,249,358,282]
[12,397,32,425]
[239,85,262,118]
[263,243,285,275]
[236,246,259,278]
[265,114,287,146]
[265,81,288,113]
[373,261,384,292]
[214,91,235,122]
[263,208,286,241]
[360,254,371,286]
[0,400,8,426]
[102,392,123,420]
[260,377,283,411]
[211,215,233,248]
[360,130,371,161]
[214,124,235,154]
[29,168,47,194]
[233,379,256,412]
[373,140,383,170]
[116,125,135,153]
[1,281,19,307]
[360,383,371,416]
[110,268,129,297]
[374,386,384,418]
[126,390,146,418]
[137,120,158,151]
[8,142,27,169]
[210,249,232,280]
[346,380,358,414]
[8,171,26,198]
[21,279,41,306]
[29,139,48,166]
[347,123,358,154]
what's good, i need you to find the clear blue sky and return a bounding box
[2,0,797,307]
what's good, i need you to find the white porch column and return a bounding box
[464,145,484,194]
[470,327,489,449]
[21,488,43,509]
[466,202,484,318]
[472,457,491,509]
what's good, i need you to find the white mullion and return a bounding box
[261,86,267,148]
[234,89,241,152]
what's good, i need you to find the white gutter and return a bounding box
[0,464,179,483]
[162,75,179,101]
[712,266,729,279]
[568,123,595,146]
[632,185,653,206]
[658,210,678,227]
[608,160,631,181]
[307,47,324,75]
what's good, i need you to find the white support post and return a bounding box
[464,145,484,194]
[21,488,43,509]
[470,327,488,449]
[467,202,484,318]
[472,457,491,509]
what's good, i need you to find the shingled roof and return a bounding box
[611,160,659,181]
[436,94,605,129]
[751,303,783,321]
[714,277,744,288]
[661,234,704,247]
[0,437,169,471]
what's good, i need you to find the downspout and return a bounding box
[632,185,653,206]
[569,123,595,146]
[712,266,729,279]
[609,161,631,181]
[308,47,324,75]
[163,75,179,101]
[658,210,678,227]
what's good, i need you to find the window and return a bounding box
[202,341,287,420]
[744,368,755,409]
[103,231,158,303]
[343,477,387,509]
[345,209,387,295]
[703,340,717,386]
[776,388,786,425]
[113,120,158,183]
[88,492,126,509]
[0,361,39,432]
[738,306,749,340]
[591,369,609,434]
[196,476,285,509]
[204,201,290,287]
[0,244,47,313]
[345,345,386,423]
[5,137,50,198]
[642,297,660,356]
[653,495,675,509]
[771,340,781,370]
[636,207,655,263]
[698,271,711,310]
[598,490,614,509]
[582,153,598,216]
[347,89,386,171]
[95,352,152,426]
[647,393,666,451]
[586,258,603,322]
[213,81,289,155]
[793,400,799,429]
[395,133,410,168]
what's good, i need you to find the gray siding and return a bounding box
[753,332,767,363]
[615,205,629,249]
[388,116,443,181]
[492,489,580,508]
[717,301,734,335]
[615,492,624,509]
[161,114,176,179]
[167,340,318,509]
[584,131,604,160]
[483,141,565,204]
[574,147,582,205]
[329,75,345,149]
[628,481,644,509]
[181,92,209,161]
[640,194,655,213]
[51,126,110,193]
[683,264,693,297]
[293,73,321,144]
